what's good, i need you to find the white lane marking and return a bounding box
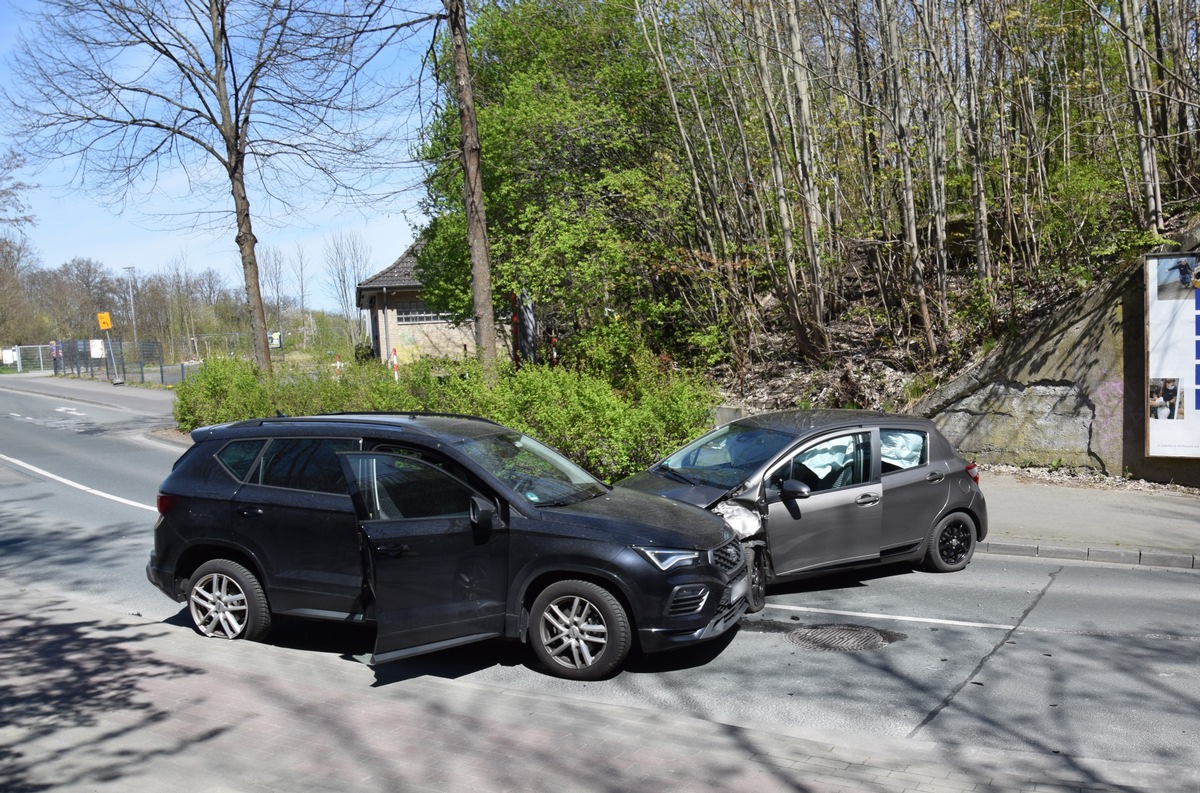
[764,603,1017,630]
[55,407,86,416]
[0,452,156,512]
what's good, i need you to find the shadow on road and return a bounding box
[0,597,222,792]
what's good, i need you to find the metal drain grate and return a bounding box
[785,624,893,652]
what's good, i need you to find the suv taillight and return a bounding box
[965,463,979,485]
[156,492,178,516]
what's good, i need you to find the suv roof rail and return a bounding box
[248,411,505,428]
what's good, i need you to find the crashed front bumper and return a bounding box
[637,571,750,653]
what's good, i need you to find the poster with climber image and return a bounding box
[1145,253,1200,457]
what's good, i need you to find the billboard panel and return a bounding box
[1146,252,1200,457]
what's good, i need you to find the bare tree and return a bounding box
[324,230,372,347]
[0,234,45,343]
[258,245,289,333]
[291,243,313,348]
[291,244,312,319]
[4,0,425,374]
[1,151,36,229]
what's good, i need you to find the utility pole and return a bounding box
[124,267,140,364]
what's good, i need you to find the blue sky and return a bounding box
[1,0,427,311]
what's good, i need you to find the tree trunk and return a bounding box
[879,0,937,357]
[447,0,496,379]
[749,1,815,360]
[1117,0,1164,232]
[962,0,992,283]
[784,0,829,344]
[229,167,271,374]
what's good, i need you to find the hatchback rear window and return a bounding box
[880,430,928,472]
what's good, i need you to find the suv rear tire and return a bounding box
[188,559,272,641]
[529,580,631,681]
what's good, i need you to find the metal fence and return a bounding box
[4,339,202,385]
[2,344,57,373]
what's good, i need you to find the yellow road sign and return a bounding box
[97,312,112,330]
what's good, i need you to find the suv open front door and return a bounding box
[338,452,509,664]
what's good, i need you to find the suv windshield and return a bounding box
[455,431,608,506]
[657,424,796,489]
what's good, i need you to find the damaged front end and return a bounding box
[711,500,768,613]
[711,499,763,540]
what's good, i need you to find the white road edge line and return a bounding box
[0,452,157,512]
[763,603,1017,630]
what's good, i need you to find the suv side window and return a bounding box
[767,432,871,494]
[350,453,475,521]
[880,429,927,473]
[216,439,266,480]
[258,437,359,494]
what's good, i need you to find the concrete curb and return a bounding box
[981,541,1197,569]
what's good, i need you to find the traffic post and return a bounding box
[97,312,124,385]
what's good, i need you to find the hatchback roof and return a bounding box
[732,409,928,435]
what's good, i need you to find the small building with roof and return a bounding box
[355,238,478,363]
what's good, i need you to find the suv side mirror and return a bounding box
[780,479,812,501]
[470,495,497,531]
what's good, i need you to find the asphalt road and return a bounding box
[1,375,1197,774]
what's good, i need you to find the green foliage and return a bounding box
[172,345,719,482]
[560,318,646,386]
[415,0,695,353]
[173,357,274,431]
[902,372,939,404]
[1034,164,1149,280]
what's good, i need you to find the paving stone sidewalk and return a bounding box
[3,579,1197,793]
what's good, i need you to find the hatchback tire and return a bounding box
[745,545,767,613]
[529,580,631,681]
[188,559,272,641]
[924,513,977,573]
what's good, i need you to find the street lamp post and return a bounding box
[123,267,139,365]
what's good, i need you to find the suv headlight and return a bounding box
[635,547,702,571]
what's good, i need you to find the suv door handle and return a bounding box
[855,493,881,506]
[238,507,265,517]
[925,472,945,483]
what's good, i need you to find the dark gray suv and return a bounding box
[147,413,748,680]
[617,410,987,612]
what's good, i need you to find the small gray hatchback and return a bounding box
[617,409,987,612]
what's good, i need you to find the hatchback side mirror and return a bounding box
[470,495,497,531]
[780,479,812,501]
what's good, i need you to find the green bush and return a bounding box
[173,357,274,431]
[170,348,718,481]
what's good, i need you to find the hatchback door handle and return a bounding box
[855,493,880,506]
[925,472,945,483]
[238,507,265,517]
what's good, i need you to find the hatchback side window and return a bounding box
[258,437,359,494]
[216,439,266,481]
[349,454,475,521]
[767,432,871,494]
[880,430,927,473]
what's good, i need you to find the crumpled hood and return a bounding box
[615,470,733,510]
[544,485,731,548]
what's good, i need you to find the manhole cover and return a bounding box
[785,624,893,652]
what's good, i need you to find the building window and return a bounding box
[393,300,451,324]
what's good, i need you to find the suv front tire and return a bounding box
[529,580,631,681]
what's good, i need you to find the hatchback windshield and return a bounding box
[657,424,796,489]
[455,431,608,506]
